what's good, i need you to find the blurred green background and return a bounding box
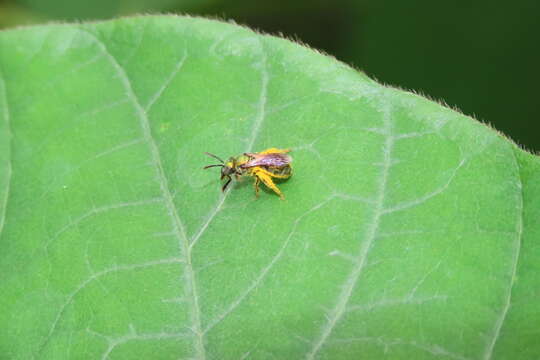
[1,0,538,151]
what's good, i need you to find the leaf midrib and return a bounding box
[76,27,207,358]
[76,28,274,359]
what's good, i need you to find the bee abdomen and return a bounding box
[270,165,292,177]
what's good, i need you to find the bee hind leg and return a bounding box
[253,169,284,200]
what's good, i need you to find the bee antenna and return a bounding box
[203,164,224,170]
[204,152,224,163]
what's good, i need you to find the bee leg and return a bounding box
[253,177,261,197]
[254,170,284,200]
[222,176,232,192]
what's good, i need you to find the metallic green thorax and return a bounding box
[226,154,250,175]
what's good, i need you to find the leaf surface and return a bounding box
[0,15,538,360]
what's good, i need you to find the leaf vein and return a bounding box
[332,337,470,360]
[189,41,269,251]
[88,324,189,360]
[245,40,269,152]
[0,70,12,244]
[145,52,188,112]
[306,105,394,359]
[40,258,185,356]
[482,149,524,360]
[203,197,334,334]
[44,198,163,252]
[382,158,466,215]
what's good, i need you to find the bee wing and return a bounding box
[242,153,292,168]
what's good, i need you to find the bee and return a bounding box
[203,148,292,199]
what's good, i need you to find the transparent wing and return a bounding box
[241,153,292,168]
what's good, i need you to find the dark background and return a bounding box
[1,0,538,151]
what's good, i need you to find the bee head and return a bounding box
[220,160,237,179]
[204,152,242,192]
[203,153,240,179]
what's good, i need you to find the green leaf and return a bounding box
[0,15,538,359]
